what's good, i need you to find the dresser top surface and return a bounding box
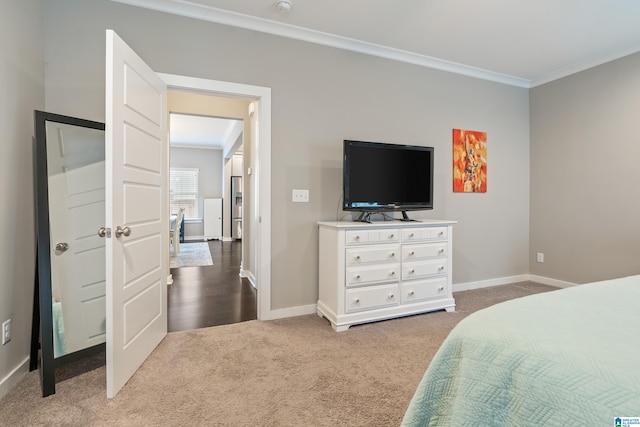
[317,219,457,229]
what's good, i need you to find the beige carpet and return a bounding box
[0,282,555,426]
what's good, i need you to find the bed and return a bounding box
[402,275,640,426]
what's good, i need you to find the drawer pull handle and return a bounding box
[355,274,361,280]
[354,298,360,304]
[438,286,444,291]
[409,232,414,238]
[409,251,415,256]
[389,233,394,238]
[390,271,395,276]
[355,255,361,261]
[438,266,445,271]
[438,232,444,236]
[388,293,394,299]
[438,249,444,254]
[355,235,360,241]
[408,291,415,296]
[409,269,415,274]
[390,252,395,257]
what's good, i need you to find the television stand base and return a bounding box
[399,211,420,222]
[353,211,422,223]
[354,212,374,223]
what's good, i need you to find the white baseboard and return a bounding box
[528,274,577,288]
[263,304,317,321]
[453,274,531,292]
[453,274,577,292]
[453,274,578,293]
[257,275,579,323]
[241,269,256,289]
[0,356,30,401]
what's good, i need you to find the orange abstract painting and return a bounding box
[453,129,487,193]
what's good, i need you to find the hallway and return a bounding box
[168,240,257,332]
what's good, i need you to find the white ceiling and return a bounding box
[115,0,640,88]
[170,113,242,150]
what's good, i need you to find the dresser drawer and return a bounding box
[345,283,399,313]
[402,242,447,261]
[402,259,447,280]
[346,228,400,245]
[346,245,400,266]
[402,227,448,242]
[402,277,448,304]
[346,264,400,287]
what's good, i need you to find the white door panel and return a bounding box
[82,296,106,335]
[124,125,162,171]
[124,65,163,125]
[67,170,104,197]
[74,248,105,286]
[79,276,105,301]
[72,202,105,238]
[106,29,167,398]
[123,235,163,284]
[124,185,162,224]
[122,282,162,345]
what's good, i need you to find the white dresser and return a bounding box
[317,220,456,331]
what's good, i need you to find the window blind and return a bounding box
[170,168,199,218]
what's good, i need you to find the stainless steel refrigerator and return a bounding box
[231,176,242,239]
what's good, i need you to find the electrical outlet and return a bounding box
[536,252,544,263]
[292,189,309,203]
[2,319,11,345]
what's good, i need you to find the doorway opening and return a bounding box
[167,110,254,330]
[168,112,241,263]
[160,73,272,327]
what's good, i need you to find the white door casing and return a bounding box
[158,73,272,321]
[105,30,168,398]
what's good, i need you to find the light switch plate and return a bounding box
[2,319,11,345]
[292,189,309,203]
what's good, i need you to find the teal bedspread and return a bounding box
[402,275,640,426]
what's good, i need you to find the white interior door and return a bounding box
[105,29,168,398]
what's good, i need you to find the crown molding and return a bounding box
[530,46,640,87]
[111,0,531,88]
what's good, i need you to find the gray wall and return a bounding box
[0,0,44,398]
[42,0,531,311]
[530,52,640,283]
[170,146,223,238]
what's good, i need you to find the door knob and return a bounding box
[115,226,132,238]
[98,227,111,238]
[55,242,69,253]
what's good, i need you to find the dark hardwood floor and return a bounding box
[168,240,257,332]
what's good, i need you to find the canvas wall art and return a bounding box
[453,129,487,193]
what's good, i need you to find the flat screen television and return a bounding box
[343,140,434,222]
